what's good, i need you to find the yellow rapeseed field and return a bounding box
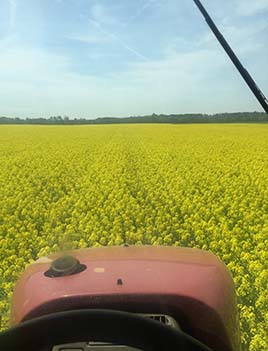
[0,124,268,350]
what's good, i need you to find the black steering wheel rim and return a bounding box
[0,309,212,351]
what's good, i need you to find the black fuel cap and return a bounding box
[45,256,87,278]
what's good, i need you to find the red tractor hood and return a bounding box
[10,245,240,351]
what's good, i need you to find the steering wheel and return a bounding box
[0,309,212,351]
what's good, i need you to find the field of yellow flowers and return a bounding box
[0,124,268,350]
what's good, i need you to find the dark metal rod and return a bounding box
[193,0,268,114]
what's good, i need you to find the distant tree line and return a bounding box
[0,112,267,125]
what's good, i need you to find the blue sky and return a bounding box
[0,0,267,118]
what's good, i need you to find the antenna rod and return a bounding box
[193,0,268,114]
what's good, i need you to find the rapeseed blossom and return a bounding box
[0,124,267,350]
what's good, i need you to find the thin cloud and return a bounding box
[66,33,111,44]
[90,3,118,26]
[8,0,17,31]
[124,0,157,26]
[235,0,268,16]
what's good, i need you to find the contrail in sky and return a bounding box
[89,18,149,61]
